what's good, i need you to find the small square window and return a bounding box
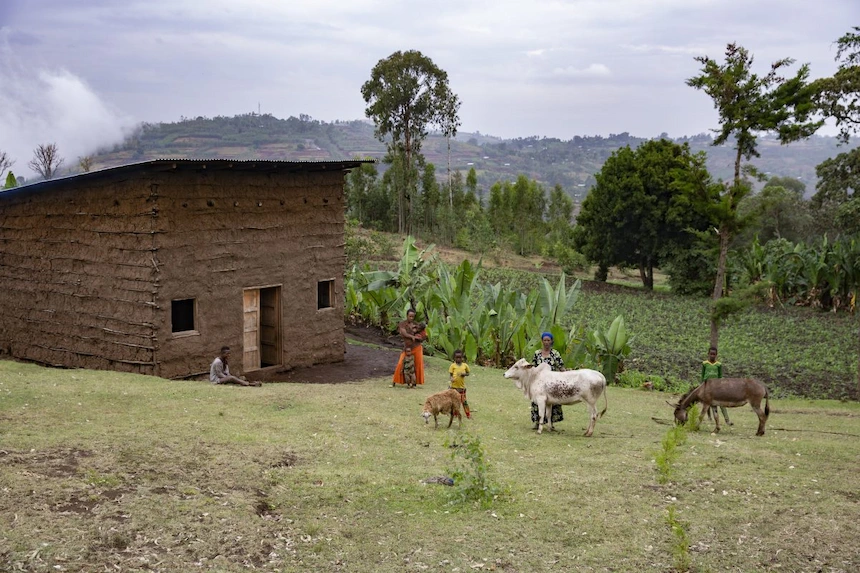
[171,298,196,333]
[317,279,334,310]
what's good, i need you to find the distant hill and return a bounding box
[89,113,855,201]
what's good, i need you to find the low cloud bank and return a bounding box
[0,52,135,179]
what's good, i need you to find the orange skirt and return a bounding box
[392,346,424,386]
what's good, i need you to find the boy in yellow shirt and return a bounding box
[448,349,472,419]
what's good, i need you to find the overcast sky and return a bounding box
[0,0,856,175]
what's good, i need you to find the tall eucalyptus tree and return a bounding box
[361,50,460,234]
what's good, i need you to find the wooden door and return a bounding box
[260,287,280,367]
[243,289,260,371]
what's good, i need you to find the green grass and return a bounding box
[1,355,859,572]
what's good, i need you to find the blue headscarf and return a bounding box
[540,332,553,341]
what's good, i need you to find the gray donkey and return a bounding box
[672,378,770,436]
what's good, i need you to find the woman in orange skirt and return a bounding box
[392,308,426,387]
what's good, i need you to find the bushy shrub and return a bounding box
[344,220,379,266]
[545,241,589,274]
[369,230,395,259]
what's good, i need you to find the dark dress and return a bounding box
[530,349,565,424]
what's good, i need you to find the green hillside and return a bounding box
[91,113,853,200]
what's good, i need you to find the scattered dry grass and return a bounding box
[1,355,858,572]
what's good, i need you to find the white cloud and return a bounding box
[0,49,135,178]
[552,63,611,78]
[623,43,714,56]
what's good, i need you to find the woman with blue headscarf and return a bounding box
[531,332,565,429]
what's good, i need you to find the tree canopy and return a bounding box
[811,27,860,235]
[573,139,718,289]
[812,26,860,144]
[738,180,814,243]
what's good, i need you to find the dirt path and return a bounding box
[248,325,402,384]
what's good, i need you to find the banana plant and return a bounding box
[589,315,634,384]
[551,323,593,370]
[737,235,766,285]
[536,272,581,334]
[361,236,438,326]
[486,296,529,366]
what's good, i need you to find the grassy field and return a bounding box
[2,352,859,573]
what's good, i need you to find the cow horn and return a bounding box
[666,400,676,407]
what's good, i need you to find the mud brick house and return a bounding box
[0,159,366,379]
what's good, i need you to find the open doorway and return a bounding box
[243,286,281,372]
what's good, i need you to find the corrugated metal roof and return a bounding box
[0,158,374,200]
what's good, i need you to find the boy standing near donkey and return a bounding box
[702,346,732,425]
[448,349,472,419]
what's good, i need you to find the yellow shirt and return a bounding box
[449,362,470,389]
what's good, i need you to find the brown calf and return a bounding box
[672,378,770,436]
[422,389,463,429]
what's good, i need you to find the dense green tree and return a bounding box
[687,43,821,347]
[511,175,547,255]
[812,26,860,144]
[764,175,806,197]
[813,150,860,208]
[361,50,459,234]
[449,169,465,211]
[486,175,548,255]
[835,199,860,235]
[738,177,814,243]
[547,184,573,231]
[464,167,479,209]
[573,139,718,290]
[345,161,379,223]
[418,162,441,234]
[811,29,860,219]
[344,161,396,231]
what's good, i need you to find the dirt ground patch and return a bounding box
[248,325,402,384]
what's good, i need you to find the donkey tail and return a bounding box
[764,387,770,417]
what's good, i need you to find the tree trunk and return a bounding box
[403,135,412,235]
[710,223,731,349]
[639,261,654,290]
[447,135,453,207]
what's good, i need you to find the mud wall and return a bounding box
[0,177,158,374]
[154,167,347,378]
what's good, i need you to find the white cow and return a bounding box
[504,358,608,436]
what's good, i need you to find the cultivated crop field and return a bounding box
[1,354,858,572]
[475,265,858,400]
